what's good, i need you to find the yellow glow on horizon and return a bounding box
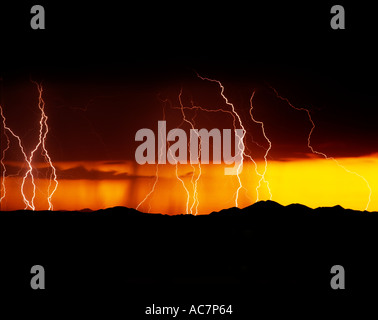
[1,156,377,214]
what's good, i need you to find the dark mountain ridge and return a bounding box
[0,201,376,317]
[1,199,375,216]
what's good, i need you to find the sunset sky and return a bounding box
[1,2,377,213]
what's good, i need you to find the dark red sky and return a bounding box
[1,70,377,164]
[1,1,378,163]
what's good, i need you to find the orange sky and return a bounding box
[1,155,377,214]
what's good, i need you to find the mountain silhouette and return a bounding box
[1,201,377,317]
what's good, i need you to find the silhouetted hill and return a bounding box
[2,200,375,217]
[210,200,376,218]
[1,201,377,317]
[285,202,312,212]
[250,199,284,210]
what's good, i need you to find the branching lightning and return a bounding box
[0,81,58,211]
[178,89,201,215]
[195,74,246,207]
[167,125,191,215]
[166,74,273,210]
[138,78,254,213]
[136,104,166,213]
[1,74,373,214]
[0,109,10,203]
[249,90,272,201]
[0,105,35,209]
[170,94,237,213]
[195,73,275,207]
[136,96,194,215]
[271,87,372,211]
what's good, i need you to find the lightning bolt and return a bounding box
[171,99,236,211]
[271,87,372,211]
[195,74,246,207]
[136,73,274,214]
[171,94,237,213]
[136,96,195,215]
[178,88,201,215]
[0,109,10,204]
[249,90,273,201]
[0,105,35,209]
[0,81,58,211]
[35,82,58,210]
[136,104,166,213]
[173,75,274,208]
[195,73,275,207]
[167,132,191,215]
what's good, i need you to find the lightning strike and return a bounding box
[271,87,372,211]
[249,91,273,200]
[0,112,10,203]
[167,135,191,215]
[136,105,166,212]
[195,74,246,207]
[170,94,241,213]
[136,96,197,215]
[0,105,35,209]
[0,82,58,211]
[178,89,202,215]
[175,77,274,207]
[35,82,58,210]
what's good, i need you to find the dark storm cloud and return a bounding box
[102,161,128,165]
[179,171,195,179]
[1,1,377,163]
[56,166,130,180]
[2,163,156,181]
[55,166,158,180]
